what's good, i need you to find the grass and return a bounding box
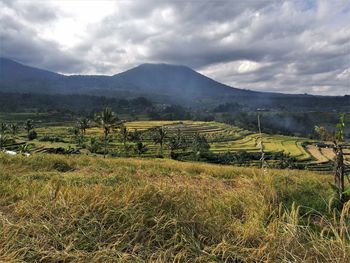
[1,153,350,262]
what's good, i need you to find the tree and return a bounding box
[192,133,210,160]
[95,108,118,157]
[24,119,34,139]
[28,130,37,141]
[0,122,8,135]
[77,118,90,136]
[9,123,20,138]
[119,125,130,155]
[0,134,9,150]
[151,127,167,157]
[315,113,347,204]
[19,143,30,154]
[88,137,101,154]
[68,126,83,146]
[168,129,187,159]
[129,129,142,143]
[134,142,148,156]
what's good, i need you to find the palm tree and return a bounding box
[168,129,186,159]
[0,122,8,135]
[191,133,210,160]
[9,123,20,138]
[152,127,167,157]
[0,134,9,150]
[134,142,148,156]
[24,119,34,138]
[19,143,30,154]
[68,126,83,146]
[77,118,90,136]
[119,125,129,154]
[95,108,118,157]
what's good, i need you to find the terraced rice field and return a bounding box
[7,120,349,171]
[124,121,311,160]
[306,145,330,164]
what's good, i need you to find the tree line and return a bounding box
[0,108,211,160]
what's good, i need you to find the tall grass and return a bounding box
[0,153,349,262]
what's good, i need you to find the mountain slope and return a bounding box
[112,63,254,100]
[0,58,61,80]
[0,58,65,94]
[1,58,349,110]
[0,58,257,103]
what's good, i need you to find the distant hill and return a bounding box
[1,57,349,109]
[112,63,254,100]
[0,58,259,104]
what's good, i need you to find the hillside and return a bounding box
[1,154,349,262]
[2,58,349,109]
[0,58,254,103]
[111,63,253,102]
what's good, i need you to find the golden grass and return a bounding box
[0,154,349,262]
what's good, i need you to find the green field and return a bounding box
[24,120,311,159]
[2,118,347,170]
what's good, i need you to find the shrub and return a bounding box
[39,135,65,143]
[52,160,74,172]
[28,130,37,140]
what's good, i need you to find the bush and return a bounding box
[39,135,65,143]
[52,160,74,172]
[28,130,37,140]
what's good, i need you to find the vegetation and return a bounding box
[1,56,349,262]
[1,153,350,262]
[151,127,167,157]
[315,113,349,205]
[0,114,348,171]
[95,108,119,157]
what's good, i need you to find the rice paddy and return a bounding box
[3,119,349,170]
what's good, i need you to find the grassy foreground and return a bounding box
[0,154,349,262]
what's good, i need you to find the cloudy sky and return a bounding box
[1,0,349,95]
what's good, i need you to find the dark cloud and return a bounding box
[0,0,349,95]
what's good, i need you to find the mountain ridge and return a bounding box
[0,58,259,104]
[1,58,346,107]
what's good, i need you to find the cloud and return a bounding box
[0,0,87,73]
[0,0,349,95]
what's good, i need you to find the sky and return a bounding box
[0,0,349,95]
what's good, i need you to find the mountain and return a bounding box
[0,58,258,104]
[112,63,254,100]
[0,58,61,80]
[1,58,349,110]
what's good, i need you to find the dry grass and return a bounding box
[0,154,349,262]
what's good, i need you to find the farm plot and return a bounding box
[306,145,330,164]
[211,133,310,161]
[125,121,311,161]
[3,119,315,164]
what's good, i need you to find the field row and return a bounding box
[4,120,349,170]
